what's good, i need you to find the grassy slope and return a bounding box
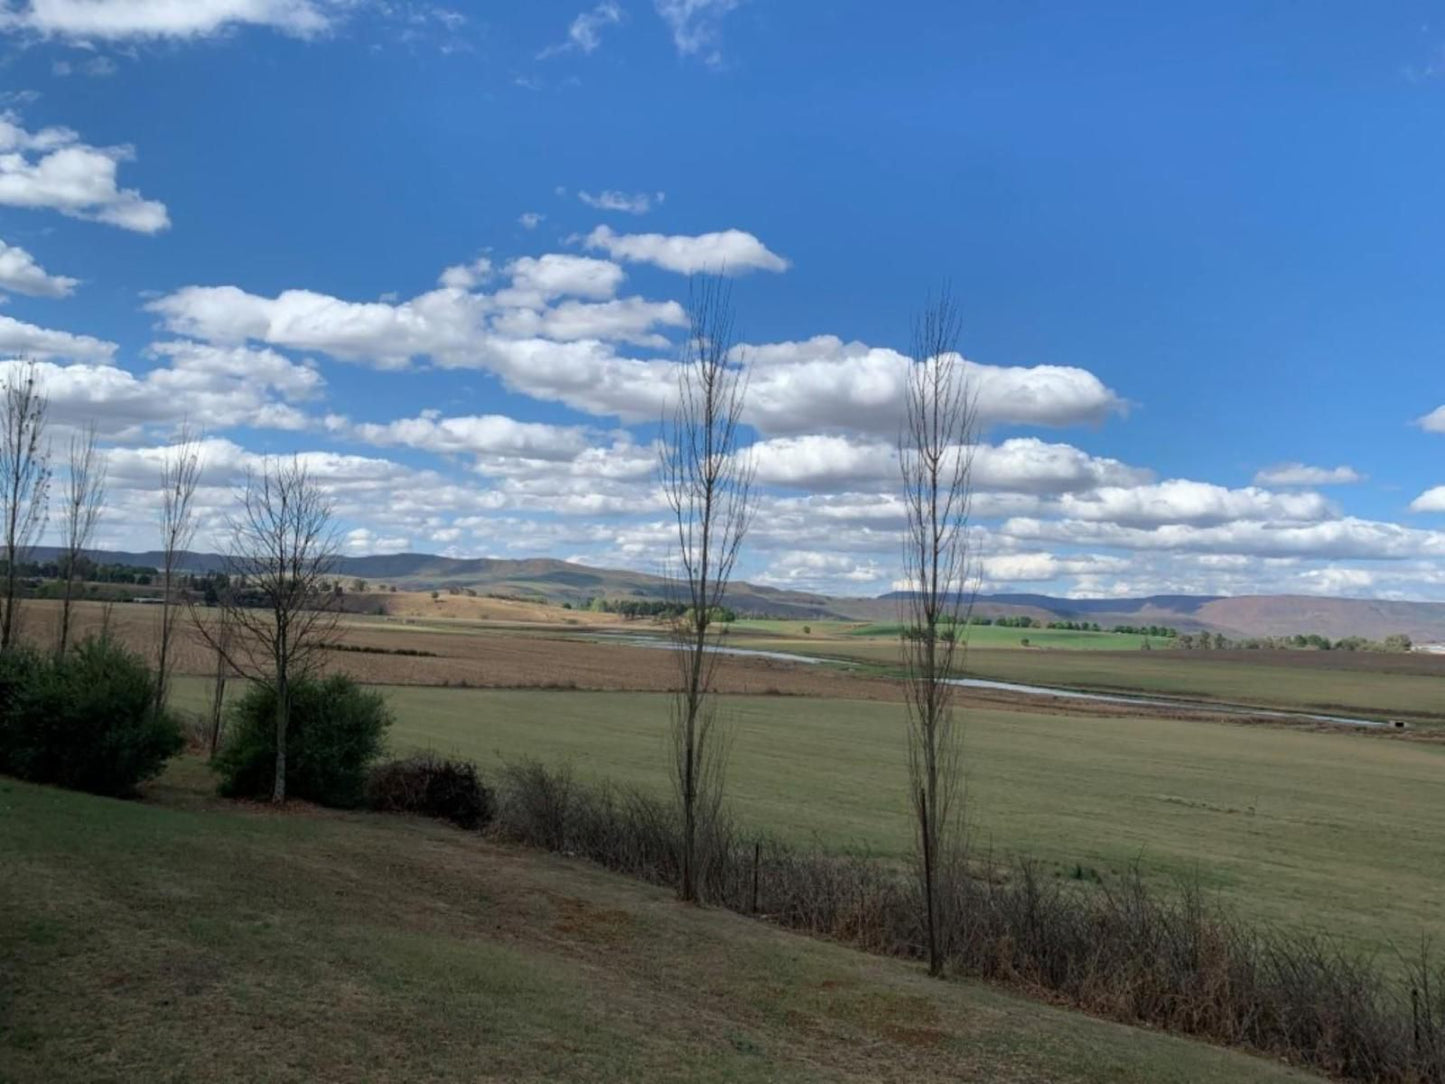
[175,683,1442,961]
[0,770,1314,1084]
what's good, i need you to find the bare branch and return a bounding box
[0,362,49,653]
[658,273,755,903]
[156,426,202,709]
[898,285,979,976]
[56,422,106,655]
[194,455,341,802]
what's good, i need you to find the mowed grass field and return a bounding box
[171,679,1445,960]
[0,771,1317,1084]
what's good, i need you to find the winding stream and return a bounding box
[588,631,1398,730]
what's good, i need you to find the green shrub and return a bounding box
[0,638,183,797]
[366,754,494,830]
[215,675,391,807]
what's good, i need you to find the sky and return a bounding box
[0,1,1443,600]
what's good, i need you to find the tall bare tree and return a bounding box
[202,456,340,802]
[156,427,202,709]
[0,363,49,653]
[898,288,978,977]
[659,275,754,903]
[56,422,106,656]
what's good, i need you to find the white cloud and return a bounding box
[748,436,1148,496]
[437,256,492,290]
[585,224,789,274]
[492,296,685,346]
[1054,480,1332,528]
[500,253,625,303]
[0,312,113,359]
[1002,515,1445,561]
[538,1,621,57]
[0,112,168,232]
[347,412,592,461]
[518,211,544,230]
[979,552,1129,586]
[1410,486,1445,513]
[0,237,77,296]
[0,343,321,437]
[1253,462,1363,486]
[2,0,339,40]
[653,0,738,60]
[741,336,1125,437]
[578,189,663,215]
[1417,405,1445,433]
[52,54,118,76]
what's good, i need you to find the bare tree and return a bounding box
[201,456,340,802]
[198,582,235,759]
[0,363,49,653]
[156,427,202,710]
[56,422,106,656]
[659,275,754,903]
[898,288,978,977]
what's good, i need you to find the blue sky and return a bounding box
[0,0,1443,599]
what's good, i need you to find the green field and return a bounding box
[723,637,1445,723]
[170,679,1445,961]
[0,771,1315,1083]
[728,620,1157,652]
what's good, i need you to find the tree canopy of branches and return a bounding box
[57,422,106,656]
[0,363,49,654]
[156,428,201,710]
[898,288,978,977]
[659,275,754,904]
[201,456,340,803]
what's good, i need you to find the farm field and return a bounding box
[0,771,1315,1084]
[727,633,1445,724]
[170,679,1445,959]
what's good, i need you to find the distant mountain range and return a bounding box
[37,547,1445,641]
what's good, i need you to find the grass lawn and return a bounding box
[168,678,1445,962]
[0,770,1317,1083]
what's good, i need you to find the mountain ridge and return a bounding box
[29,546,1445,639]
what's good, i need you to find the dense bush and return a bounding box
[366,754,494,829]
[215,675,391,807]
[492,759,1445,1084]
[0,638,183,797]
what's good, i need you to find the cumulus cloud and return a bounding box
[749,435,1149,495]
[499,253,625,304]
[1410,486,1445,513]
[741,336,1126,437]
[0,343,321,437]
[0,238,77,296]
[0,112,169,232]
[1416,406,1445,433]
[437,256,492,290]
[578,190,663,215]
[585,224,789,274]
[0,312,114,359]
[346,412,593,461]
[1,0,340,40]
[518,212,544,230]
[1054,480,1332,528]
[979,552,1129,586]
[1253,462,1363,486]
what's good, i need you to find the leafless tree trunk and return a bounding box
[157,427,202,711]
[898,288,978,977]
[0,364,49,654]
[205,589,234,759]
[57,422,106,656]
[198,457,340,803]
[659,275,754,903]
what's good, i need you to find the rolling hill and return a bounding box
[39,546,1445,639]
